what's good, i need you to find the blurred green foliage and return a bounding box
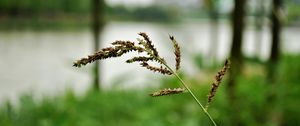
[0,89,209,126]
[106,5,179,23]
[0,0,91,15]
[0,55,299,126]
[0,0,179,30]
[286,1,300,25]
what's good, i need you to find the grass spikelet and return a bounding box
[73,41,142,67]
[126,56,154,63]
[138,32,159,57]
[169,35,181,72]
[73,47,118,67]
[111,40,135,46]
[205,59,230,110]
[150,88,185,97]
[140,62,172,75]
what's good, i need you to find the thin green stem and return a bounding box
[162,62,217,126]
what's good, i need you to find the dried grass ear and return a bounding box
[126,56,154,63]
[138,32,159,57]
[73,32,172,75]
[169,35,181,72]
[205,59,230,110]
[73,40,143,67]
[150,88,185,97]
[140,62,172,75]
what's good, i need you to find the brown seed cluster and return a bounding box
[126,56,154,63]
[138,32,159,57]
[73,32,186,97]
[150,88,185,97]
[206,59,230,109]
[73,40,143,67]
[169,35,181,72]
[140,62,172,75]
[73,32,182,76]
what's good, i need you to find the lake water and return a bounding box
[0,21,299,104]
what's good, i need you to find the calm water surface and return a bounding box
[0,21,299,104]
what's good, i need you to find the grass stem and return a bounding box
[161,61,217,126]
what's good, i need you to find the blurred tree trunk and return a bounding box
[227,0,246,125]
[267,0,283,125]
[205,0,219,65]
[91,0,105,90]
[268,0,282,80]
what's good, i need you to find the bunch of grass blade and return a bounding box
[73,32,230,126]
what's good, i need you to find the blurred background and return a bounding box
[0,0,299,125]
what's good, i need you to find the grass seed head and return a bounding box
[150,88,185,97]
[138,32,159,57]
[140,62,172,75]
[169,35,181,72]
[205,59,231,109]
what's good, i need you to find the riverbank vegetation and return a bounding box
[1,0,299,30]
[0,0,180,30]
